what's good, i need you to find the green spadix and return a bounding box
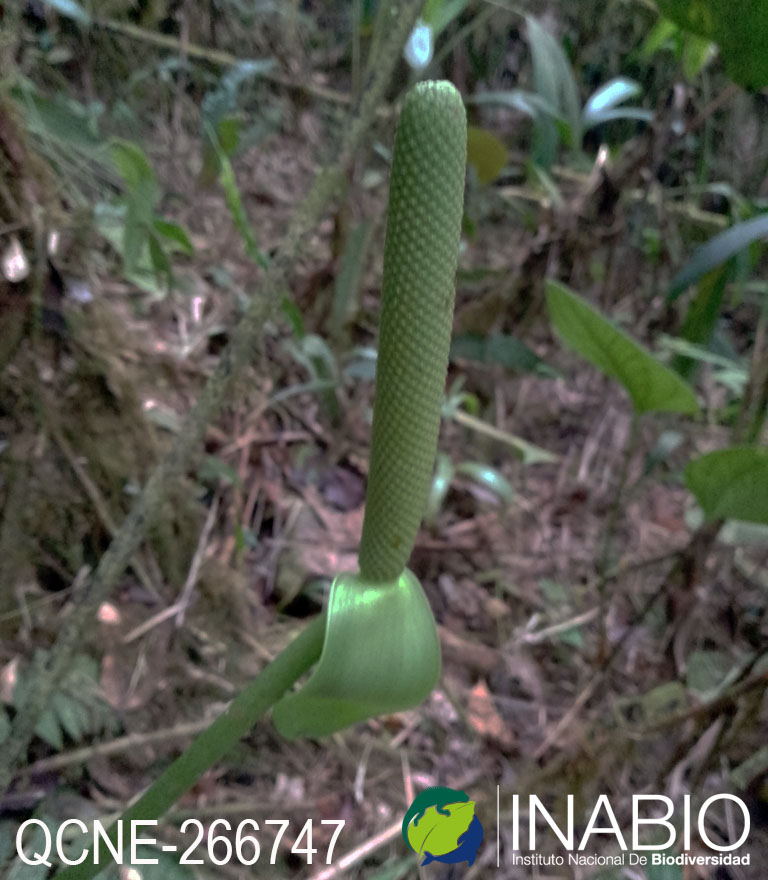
[272,80,467,738]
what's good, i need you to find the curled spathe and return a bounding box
[272,569,440,738]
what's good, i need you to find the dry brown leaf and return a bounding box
[467,678,515,751]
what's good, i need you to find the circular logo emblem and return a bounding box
[402,786,484,867]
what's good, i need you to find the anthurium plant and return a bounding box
[55,79,467,880]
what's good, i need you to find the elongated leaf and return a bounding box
[668,213,768,300]
[526,16,581,165]
[209,126,268,268]
[657,0,768,89]
[686,446,768,524]
[546,281,699,415]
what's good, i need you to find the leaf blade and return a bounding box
[668,213,768,300]
[545,281,699,415]
[686,446,768,524]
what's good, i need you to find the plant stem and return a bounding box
[596,411,640,665]
[53,616,325,880]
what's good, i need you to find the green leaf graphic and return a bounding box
[407,802,475,857]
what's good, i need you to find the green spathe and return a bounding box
[272,569,441,738]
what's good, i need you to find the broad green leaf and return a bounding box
[545,281,699,415]
[657,0,768,89]
[272,569,440,737]
[43,0,90,25]
[686,446,768,524]
[407,802,475,857]
[668,213,768,300]
[466,126,508,184]
[450,332,557,376]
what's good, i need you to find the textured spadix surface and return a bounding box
[359,80,467,581]
[272,81,466,738]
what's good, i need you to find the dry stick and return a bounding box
[20,721,211,776]
[0,0,425,795]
